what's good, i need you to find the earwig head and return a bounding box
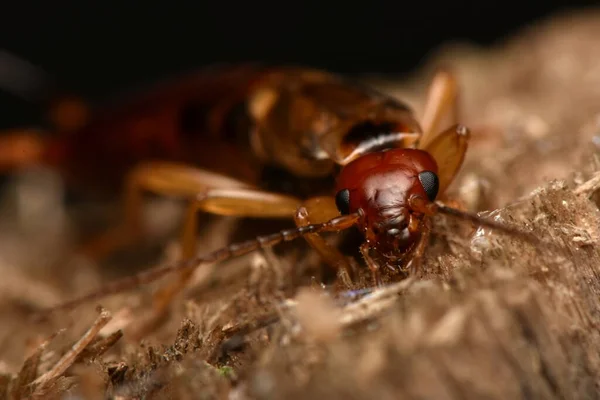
[335,148,439,257]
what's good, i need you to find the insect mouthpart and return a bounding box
[371,207,413,247]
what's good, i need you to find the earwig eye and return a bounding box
[418,171,439,201]
[335,189,351,215]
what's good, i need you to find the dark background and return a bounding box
[1,1,598,128]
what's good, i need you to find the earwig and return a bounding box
[0,59,557,323]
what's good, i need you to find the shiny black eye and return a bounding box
[335,189,351,215]
[418,171,439,201]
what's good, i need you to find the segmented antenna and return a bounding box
[434,202,567,255]
[38,213,360,316]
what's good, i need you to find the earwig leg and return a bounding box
[419,69,459,150]
[151,187,302,318]
[406,218,432,277]
[294,196,355,287]
[360,242,383,287]
[80,162,259,260]
[78,162,302,334]
[421,124,471,196]
[417,70,470,196]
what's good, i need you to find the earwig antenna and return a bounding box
[434,202,567,254]
[37,213,360,317]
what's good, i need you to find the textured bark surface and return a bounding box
[2,9,600,399]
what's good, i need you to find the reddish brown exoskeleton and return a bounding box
[0,61,539,325]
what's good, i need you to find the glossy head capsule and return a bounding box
[334,148,439,257]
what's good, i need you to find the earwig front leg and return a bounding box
[406,218,432,277]
[359,242,383,287]
[294,196,355,287]
[420,125,470,196]
[152,187,302,317]
[419,69,459,149]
